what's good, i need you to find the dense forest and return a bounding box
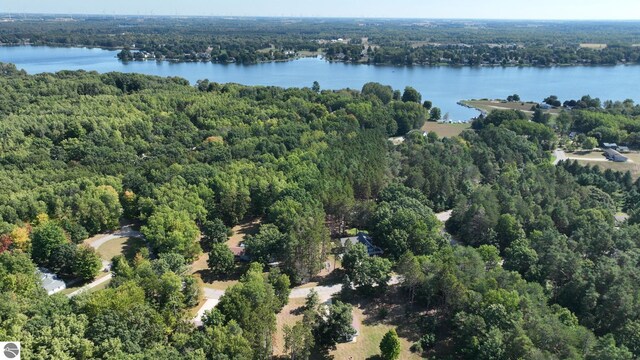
[2,17,640,65]
[2,62,640,359]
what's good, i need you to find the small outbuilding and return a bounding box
[602,143,618,150]
[604,148,628,162]
[230,246,251,262]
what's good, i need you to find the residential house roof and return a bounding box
[340,232,384,256]
[37,268,66,295]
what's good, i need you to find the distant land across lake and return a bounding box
[2,46,640,121]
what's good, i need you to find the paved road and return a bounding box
[202,287,226,300]
[200,275,401,302]
[573,157,610,162]
[193,299,219,326]
[67,225,144,298]
[553,149,568,165]
[436,210,453,223]
[87,226,143,250]
[289,284,343,302]
[66,273,112,298]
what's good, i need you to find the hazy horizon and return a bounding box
[4,0,640,21]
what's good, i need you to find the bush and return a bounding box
[419,333,436,349]
[380,329,401,360]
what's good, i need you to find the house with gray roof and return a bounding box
[339,232,383,256]
[37,268,66,295]
[604,148,628,162]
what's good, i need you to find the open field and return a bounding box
[324,291,423,360]
[566,151,640,179]
[565,150,609,161]
[95,236,146,262]
[461,99,561,116]
[580,160,640,180]
[421,121,471,137]
[580,43,607,49]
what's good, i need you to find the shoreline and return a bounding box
[2,44,639,68]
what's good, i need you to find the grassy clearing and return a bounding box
[227,218,261,248]
[421,121,471,138]
[96,236,146,262]
[59,271,111,295]
[567,151,640,179]
[565,150,608,161]
[297,50,322,57]
[191,251,247,285]
[191,218,260,284]
[201,279,240,291]
[580,160,640,180]
[580,43,607,49]
[273,298,308,356]
[462,99,561,116]
[330,300,421,360]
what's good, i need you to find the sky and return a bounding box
[3,0,640,20]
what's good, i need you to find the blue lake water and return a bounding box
[2,46,640,121]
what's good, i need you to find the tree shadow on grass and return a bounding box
[343,286,425,344]
[122,236,148,261]
[195,262,248,284]
[290,304,307,316]
[313,268,345,286]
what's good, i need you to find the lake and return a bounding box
[2,46,640,121]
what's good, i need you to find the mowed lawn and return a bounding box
[462,100,561,116]
[580,160,640,180]
[96,236,147,262]
[327,306,422,360]
[567,151,640,179]
[191,218,260,285]
[273,298,307,356]
[421,121,471,138]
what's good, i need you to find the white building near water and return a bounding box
[37,268,66,295]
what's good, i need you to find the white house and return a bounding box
[37,268,66,295]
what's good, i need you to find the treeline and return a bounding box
[363,43,640,66]
[540,95,640,146]
[3,17,640,65]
